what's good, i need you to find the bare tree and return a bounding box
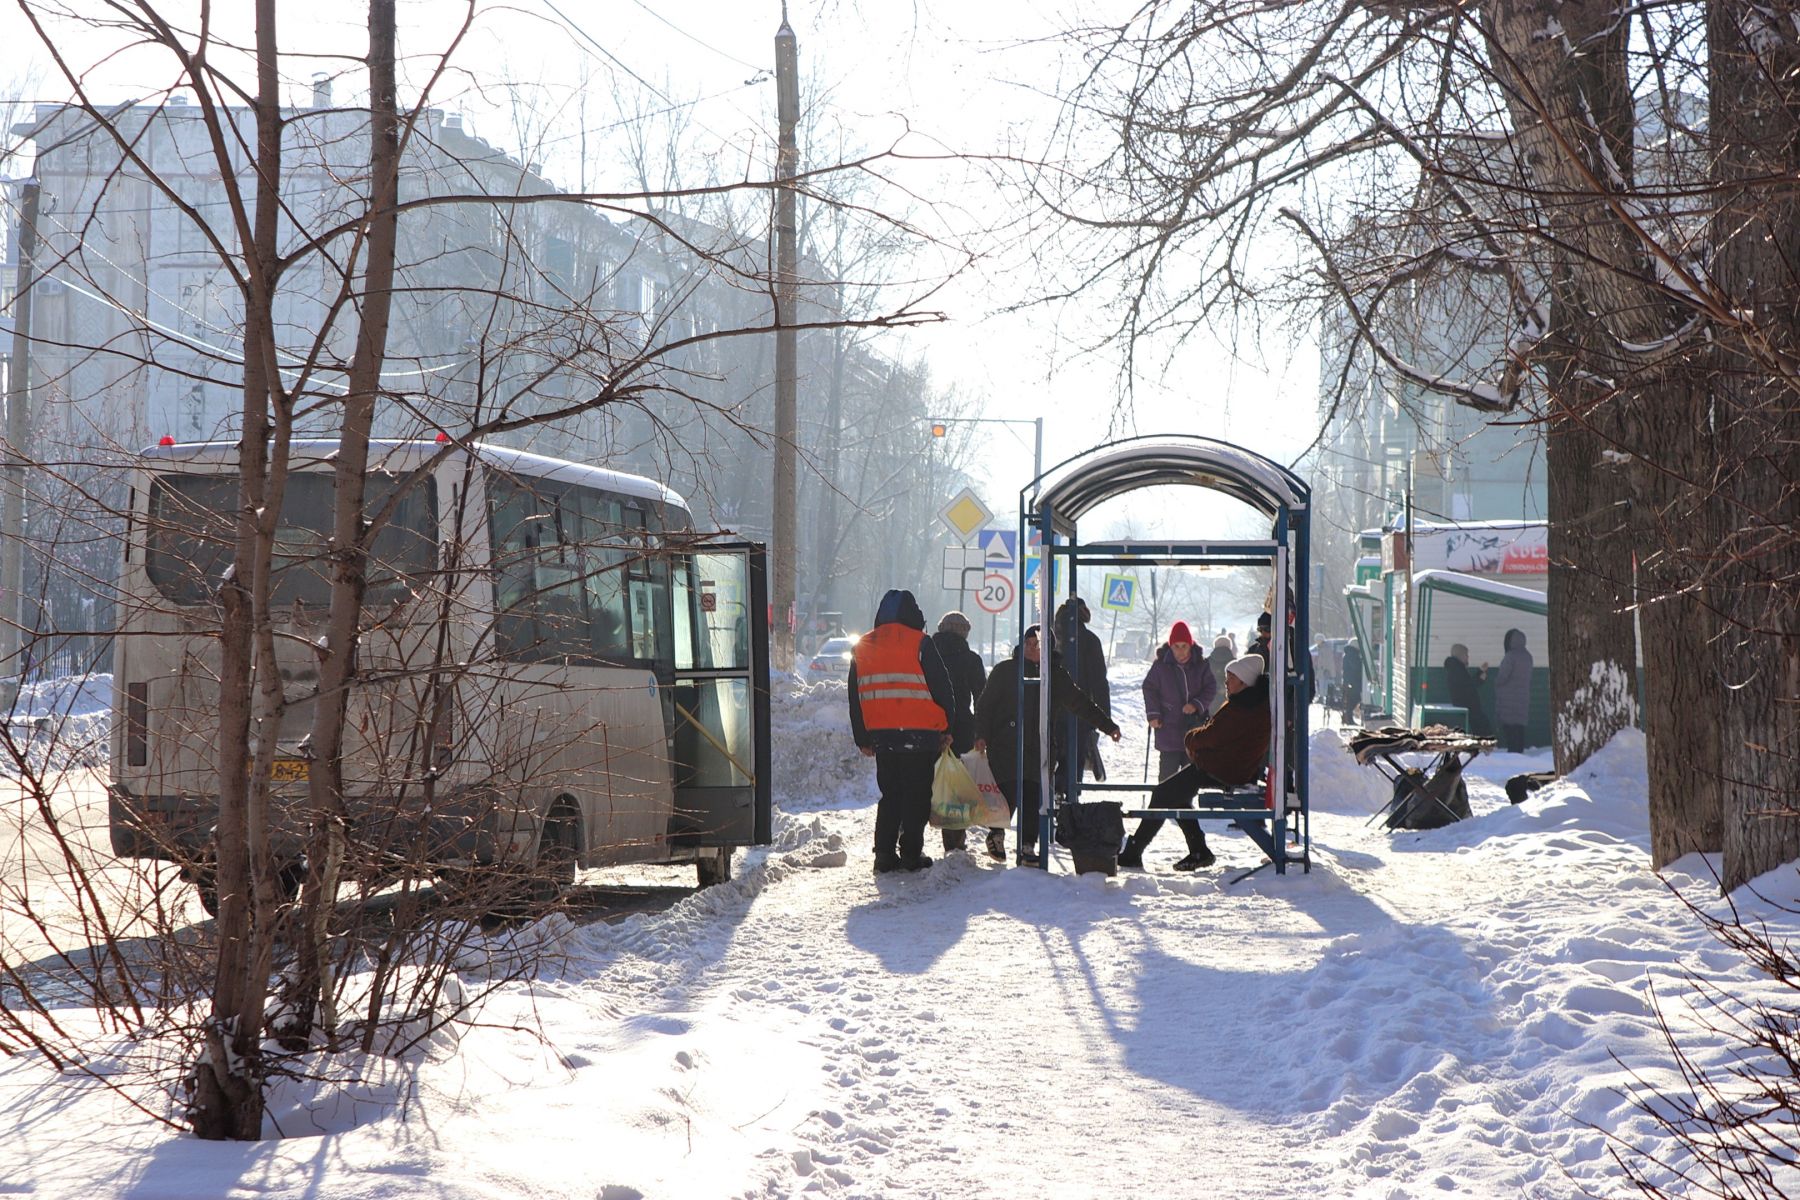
[4,0,957,1140]
[1031,0,1798,888]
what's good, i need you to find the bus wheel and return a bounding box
[696,848,732,889]
[190,860,302,918]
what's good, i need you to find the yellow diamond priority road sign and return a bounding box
[938,487,992,542]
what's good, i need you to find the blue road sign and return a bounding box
[979,528,1018,568]
[1100,573,1136,611]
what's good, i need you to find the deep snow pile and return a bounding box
[1,682,1796,1198]
[3,671,112,774]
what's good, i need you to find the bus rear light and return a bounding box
[126,682,148,766]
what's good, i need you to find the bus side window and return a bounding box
[570,488,629,662]
[489,475,588,662]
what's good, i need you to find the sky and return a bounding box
[0,0,1321,535]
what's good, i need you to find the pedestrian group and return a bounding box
[848,591,1279,876]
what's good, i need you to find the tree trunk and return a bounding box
[1482,0,1655,775]
[190,0,286,1141]
[1709,0,1800,892]
[1632,427,1724,868]
[287,0,403,1043]
[1543,360,1638,774]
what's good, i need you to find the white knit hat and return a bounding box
[1225,654,1264,686]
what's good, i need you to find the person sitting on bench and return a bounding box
[1118,653,1272,872]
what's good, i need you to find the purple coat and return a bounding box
[1141,643,1217,753]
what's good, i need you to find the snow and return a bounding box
[3,676,1798,1197]
[1410,568,1547,606]
[3,671,111,775]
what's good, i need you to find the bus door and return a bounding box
[670,543,771,847]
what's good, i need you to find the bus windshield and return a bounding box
[145,471,437,608]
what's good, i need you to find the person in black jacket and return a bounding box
[931,611,988,854]
[1057,597,1112,784]
[974,625,1121,866]
[1442,643,1489,734]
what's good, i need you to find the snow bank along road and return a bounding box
[0,679,1791,1199]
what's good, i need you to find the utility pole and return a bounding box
[772,6,800,671]
[1,178,40,683]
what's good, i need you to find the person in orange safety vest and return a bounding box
[848,589,955,874]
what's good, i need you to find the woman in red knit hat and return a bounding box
[1140,621,1215,783]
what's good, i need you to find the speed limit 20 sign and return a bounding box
[976,572,1015,614]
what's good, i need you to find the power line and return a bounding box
[622,0,768,75]
[534,0,767,163]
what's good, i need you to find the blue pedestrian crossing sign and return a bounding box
[1100,573,1136,612]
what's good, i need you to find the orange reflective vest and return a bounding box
[854,625,948,732]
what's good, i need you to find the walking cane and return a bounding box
[1143,725,1152,781]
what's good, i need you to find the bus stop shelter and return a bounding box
[1014,435,1313,877]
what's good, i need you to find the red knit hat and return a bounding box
[1168,621,1194,645]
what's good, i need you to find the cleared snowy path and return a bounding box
[0,679,1788,1199]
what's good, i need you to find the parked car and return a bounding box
[807,635,858,675]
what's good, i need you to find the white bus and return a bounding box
[108,440,771,911]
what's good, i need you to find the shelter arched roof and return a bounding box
[1027,436,1308,535]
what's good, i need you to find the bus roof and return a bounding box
[138,439,689,510]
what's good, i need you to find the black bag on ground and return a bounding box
[1505,771,1558,805]
[1055,801,1125,851]
[1385,761,1471,831]
[1055,800,1125,876]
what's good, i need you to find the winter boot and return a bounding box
[985,829,1006,861]
[1116,834,1145,869]
[898,853,934,872]
[1172,843,1216,872]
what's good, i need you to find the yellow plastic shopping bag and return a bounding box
[928,747,983,829]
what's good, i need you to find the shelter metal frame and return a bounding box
[1013,435,1313,878]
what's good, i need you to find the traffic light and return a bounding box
[930,421,948,438]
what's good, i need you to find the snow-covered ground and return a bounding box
[1,668,1793,1198]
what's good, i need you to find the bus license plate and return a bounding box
[269,758,310,783]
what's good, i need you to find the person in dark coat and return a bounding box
[1205,635,1235,715]
[974,625,1121,866]
[1340,640,1364,725]
[1120,654,1272,872]
[1141,621,1216,781]
[848,590,955,873]
[1056,597,1111,783]
[1442,642,1489,734]
[1494,628,1534,752]
[931,611,988,854]
[1249,611,1273,667]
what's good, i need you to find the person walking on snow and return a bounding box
[848,590,956,873]
[1142,621,1216,782]
[974,625,1122,867]
[1494,628,1534,753]
[931,611,988,855]
[1119,653,1272,873]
